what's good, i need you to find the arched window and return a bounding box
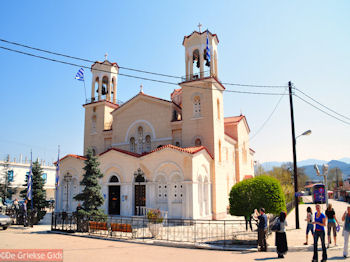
[130,137,136,152]
[192,49,200,79]
[193,96,201,117]
[217,98,220,120]
[195,138,202,147]
[218,140,222,162]
[94,77,99,100]
[137,126,143,153]
[102,76,109,97]
[109,175,119,183]
[145,135,151,152]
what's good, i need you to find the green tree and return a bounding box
[0,155,14,201]
[73,148,105,218]
[20,160,49,222]
[229,175,286,218]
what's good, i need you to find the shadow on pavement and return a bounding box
[328,256,347,260]
[254,257,280,261]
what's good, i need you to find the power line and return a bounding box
[0,37,287,88]
[250,87,288,141]
[294,94,350,125]
[0,45,288,96]
[294,87,350,121]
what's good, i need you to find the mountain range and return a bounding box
[260,158,350,180]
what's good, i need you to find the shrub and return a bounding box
[229,175,286,217]
[147,209,163,223]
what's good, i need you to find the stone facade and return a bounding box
[57,30,255,219]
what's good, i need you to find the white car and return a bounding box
[0,214,12,230]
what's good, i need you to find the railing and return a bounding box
[136,206,168,220]
[181,70,212,82]
[51,212,258,247]
[85,97,124,105]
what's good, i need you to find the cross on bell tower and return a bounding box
[104,53,108,61]
[197,23,202,33]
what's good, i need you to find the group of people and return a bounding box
[254,204,350,260]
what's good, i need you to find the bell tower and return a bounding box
[83,55,119,155]
[183,28,219,81]
[90,54,119,103]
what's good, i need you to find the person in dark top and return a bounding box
[254,207,267,251]
[275,211,288,258]
[325,203,339,247]
[312,204,327,262]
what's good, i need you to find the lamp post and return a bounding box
[293,129,312,229]
[64,172,72,212]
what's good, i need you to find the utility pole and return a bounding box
[288,81,300,229]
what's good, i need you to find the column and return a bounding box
[185,56,189,81]
[200,49,204,78]
[113,78,117,104]
[107,77,112,102]
[91,78,95,102]
[98,78,102,101]
[190,51,193,80]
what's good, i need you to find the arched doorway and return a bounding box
[134,168,146,215]
[108,175,120,215]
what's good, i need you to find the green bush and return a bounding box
[229,175,286,217]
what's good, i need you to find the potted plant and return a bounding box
[147,209,163,238]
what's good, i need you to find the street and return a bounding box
[0,225,348,262]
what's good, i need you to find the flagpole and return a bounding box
[30,150,33,210]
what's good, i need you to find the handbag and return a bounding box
[271,218,281,232]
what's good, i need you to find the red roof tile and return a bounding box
[182,30,219,45]
[55,154,87,164]
[91,60,119,68]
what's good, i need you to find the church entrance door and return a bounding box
[108,185,120,215]
[134,184,145,215]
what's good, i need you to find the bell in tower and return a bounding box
[182,27,219,81]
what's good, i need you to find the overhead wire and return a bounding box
[0,38,287,88]
[250,87,288,141]
[294,94,350,125]
[0,45,288,96]
[294,87,350,121]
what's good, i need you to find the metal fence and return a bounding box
[51,212,258,246]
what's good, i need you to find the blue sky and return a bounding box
[0,1,349,164]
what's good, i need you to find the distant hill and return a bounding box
[260,158,350,180]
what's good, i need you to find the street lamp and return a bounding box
[293,129,312,229]
[64,172,72,212]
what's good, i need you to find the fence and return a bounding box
[51,212,258,246]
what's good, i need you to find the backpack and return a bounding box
[271,218,281,232]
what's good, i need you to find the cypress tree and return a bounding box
[74,148,105,218]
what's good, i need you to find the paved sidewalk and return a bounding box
[266,197,349,252]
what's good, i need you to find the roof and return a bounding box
[224,115,251,133]
[91,60,119,68]
[111,91,180,114]
[83,99,119,109]
[55,154,87,164]
[99,144,213,159]
[224,132,237,142]
[180,76,226,90]
[182,30,219,45]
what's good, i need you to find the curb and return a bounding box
[47,231,344,252]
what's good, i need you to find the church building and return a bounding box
[56,29,255,219]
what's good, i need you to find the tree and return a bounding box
[229,175,286,218]
[327,168,343,190]
[73,148,105,218]
[0,155,18,202]
[20,160,49,223]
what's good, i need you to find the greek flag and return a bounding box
[55,153,60,190]
[26,156,32,201]
[75,68,84,81]
[206,31,211,64]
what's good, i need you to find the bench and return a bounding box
[110,222,136,238]
[88,221,108,235]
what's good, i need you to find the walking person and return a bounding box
[22,200,28,227]
[304,206,314,245]
[342,206,350,258]
[254,208,268,251]
[325,203,339,247]
[275,211,288,258]
[312,204,327,262]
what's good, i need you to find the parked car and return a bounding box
[0,214,12,230]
